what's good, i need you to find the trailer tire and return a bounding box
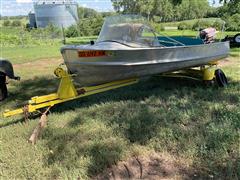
[0,73,8,101]
[215,69,228,87]
[234,33,240,43]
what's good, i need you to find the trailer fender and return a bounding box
[0,72,8,101]
[0,60,19,80]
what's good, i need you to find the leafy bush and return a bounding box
[151,23,165,32]
[192,20,213,31]
[65,25,79,38]
[178,22,192,30]
[3,20,11,26]
[91,16,104,35]
[11,20,21,27]
[77,16,104,36]
[213,20,224,30]
[225,13,240,31]
[45,23,61,37]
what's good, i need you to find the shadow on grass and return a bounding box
[229,54,240,58]
[57,78,238,112]
[31,75,239,178]
[0,117,26,128]
[2,75,239,125]
[0,77,59,127]
[43,124,125,177]
[1,74,239,179]
[5,77,58,106]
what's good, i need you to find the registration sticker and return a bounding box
[78,50,107,57]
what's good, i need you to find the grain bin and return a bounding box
[34,0,78,28]
[28,12,37,28]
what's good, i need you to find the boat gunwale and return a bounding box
[61,41,230,53]
[64,54,228,66]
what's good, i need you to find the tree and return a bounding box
[101,11,116,18]
[153,0,174,22]
[179,0,209,20]
[111,0,211,22]
[78,6,100,19]
[138,0,155,20]
[217,0,240,15]
[45,23,61,37]
[111,0,142,14]
[225,13,240,31]
[3,20,11,26]
[65,25,79,38]
[219,0,240,4]
[11,20,21,27]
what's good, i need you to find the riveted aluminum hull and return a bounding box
[61,41,230,87]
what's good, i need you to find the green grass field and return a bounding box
[0,28,239,179]
[1,46,61,64]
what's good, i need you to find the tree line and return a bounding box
[2,0,239,39]
[111,0,210,22]
[65,7,115,38]
[66,0,239,37]
[111,0,240,30]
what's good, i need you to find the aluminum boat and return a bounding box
[61,15,230,86]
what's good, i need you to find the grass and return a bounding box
[66,36,98,45]
[0,26,94,64]
[0,27,239,178]
[1,46,61,64]
[0,47,239,179]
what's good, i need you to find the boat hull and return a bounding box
[61,41,229,86]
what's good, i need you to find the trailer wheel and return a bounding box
[0,73,8,101]
[234,33,240,43]
[215,69,228,87]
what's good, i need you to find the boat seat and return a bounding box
[157,36,204,47]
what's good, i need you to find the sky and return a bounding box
[0,0,220,17]
[0,0,114,16]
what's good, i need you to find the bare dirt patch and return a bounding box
[218,57,240,67]
[13,58,64,79]
[13,58,63,70]
[95,153,192,180]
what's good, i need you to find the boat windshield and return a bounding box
[97,15,160,47]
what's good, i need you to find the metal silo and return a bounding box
[34,0,78,28]
[28,12,37,28]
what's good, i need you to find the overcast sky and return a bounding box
[0,0,219,16]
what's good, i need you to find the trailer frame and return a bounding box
[3,62,226,118]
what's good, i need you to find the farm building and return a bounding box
[31,0,78,28]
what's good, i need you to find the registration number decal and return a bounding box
[78,50,107,57]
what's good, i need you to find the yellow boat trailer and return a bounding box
[3,67,138,118]
[3,62,224,118]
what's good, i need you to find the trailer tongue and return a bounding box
[3,67,138,118]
